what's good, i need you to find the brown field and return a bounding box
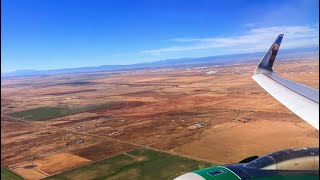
[9,153,91,179]
[1,59,319,179]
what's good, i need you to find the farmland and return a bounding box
[44,148,212,180]
[1,59,319,179]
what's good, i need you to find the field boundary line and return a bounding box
[123,153,140,159]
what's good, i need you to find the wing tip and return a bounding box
[254,34,284,75]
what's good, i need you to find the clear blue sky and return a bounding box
[2,0,319,72]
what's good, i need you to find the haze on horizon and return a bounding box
[1,0,319,73]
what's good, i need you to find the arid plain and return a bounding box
[1,59,319,179]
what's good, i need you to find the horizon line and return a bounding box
[2,46,319,74]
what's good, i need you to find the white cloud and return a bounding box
[142,25,319,55]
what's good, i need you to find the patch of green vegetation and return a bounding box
[44,148,213,180]
[8,101,122,121]
[1,167,23,180]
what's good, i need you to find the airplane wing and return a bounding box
[252,34,319,130]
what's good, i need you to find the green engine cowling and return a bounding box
[174,165,319,180]
[174,166,241,180]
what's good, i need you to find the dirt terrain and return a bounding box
[1,59,319,179]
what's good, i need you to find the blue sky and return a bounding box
[2,0,319,72]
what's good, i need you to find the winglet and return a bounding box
[254,34,284,75]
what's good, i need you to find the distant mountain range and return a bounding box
[2,47,318,78]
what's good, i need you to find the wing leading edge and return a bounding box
[252,34,319,130]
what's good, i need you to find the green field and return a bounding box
[1,167,23,180]
[8,101,122,121]
[44,148,213,180]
